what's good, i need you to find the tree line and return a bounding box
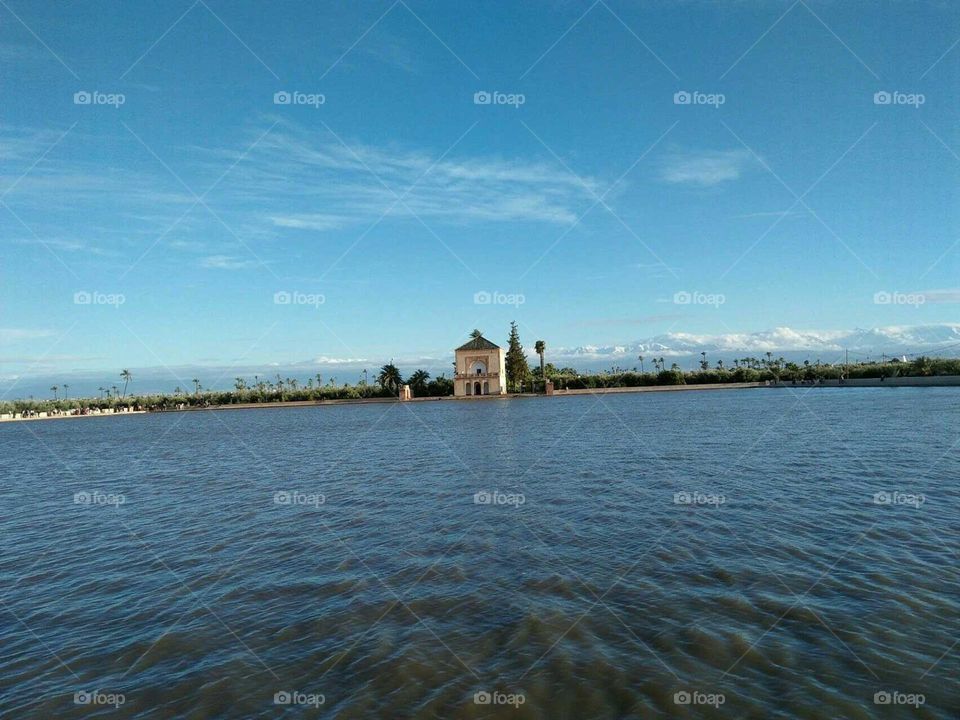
[4,336,959,415]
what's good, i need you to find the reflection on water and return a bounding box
[1,388,958,718]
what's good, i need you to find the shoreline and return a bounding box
[0,410,148,423]
[4,376,960,423]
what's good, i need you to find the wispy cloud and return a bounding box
[10,237,114,256]
[661,149,756,186]
[0,328,56,343]
[204,119,601,228]
[918,289,960,304]
[198,255,258,270]
[732,209,804,219]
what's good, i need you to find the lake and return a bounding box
[1,388,958,718]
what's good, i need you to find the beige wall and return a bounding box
[454,349,507,396]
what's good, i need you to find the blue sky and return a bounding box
[2,0,959,394]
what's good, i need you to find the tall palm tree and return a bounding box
[192,378,200,395]
[50,385,58,400]
[638,355,645,373]
[62,383,69,400]
[377,362,403,394]
[534,340,546,391]
[120,369,132,399]
[98,386,105,400]
[408,369,430,395]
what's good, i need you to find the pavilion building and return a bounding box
[454,334,507,397]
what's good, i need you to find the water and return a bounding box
[1,388,958,719]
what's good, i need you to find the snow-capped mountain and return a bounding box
[554,324,960,366]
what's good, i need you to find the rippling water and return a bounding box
[1,388,958,718]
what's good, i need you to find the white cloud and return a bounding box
[269,214,350,231]
[198,255,258,270]
[205,120,600,228]
[551,324,960,364]
[918,289,960,304]
[661,149,755,186]
[0,328,56,343]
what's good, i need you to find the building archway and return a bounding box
[483,381,489,395]
[474,381,482,396]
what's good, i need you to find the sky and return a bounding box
[1,0,959,396]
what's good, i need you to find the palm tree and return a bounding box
[638,355,645,373]
[192,378,200,395]
[717,359,724,370]
[534,340,546,390]
[50,385,58,400]
[174,386,182,396]
[98,386,105,400]
[700,351,708,371]
[62,383,69,400]
[235,377,246,391]
[377,362,403,394]
[408,369,430,395]
[111,385,119,399]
